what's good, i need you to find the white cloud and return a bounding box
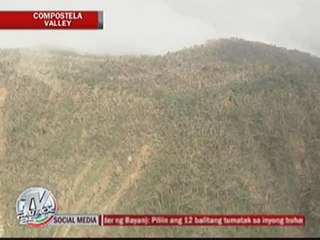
[165,0,320,56]
[0,0,319,55]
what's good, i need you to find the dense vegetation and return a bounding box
[0,38,320,237]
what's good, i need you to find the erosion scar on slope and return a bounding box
[52,159,94,237]
[61,144,152,237]
[103,144,152,214]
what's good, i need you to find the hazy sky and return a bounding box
[0,0,319,55]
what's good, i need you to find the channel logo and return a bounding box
[16,187,57,228]
[16,187,100,228]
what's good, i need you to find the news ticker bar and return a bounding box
[49,214,305,226]
[0,11,103,29]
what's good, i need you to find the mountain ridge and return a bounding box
[0,38,319,237]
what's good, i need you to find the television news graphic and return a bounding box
[16,187,57,227]
[100,214,305,226]
[49,214,100,226]
[15,187,305,228]
[0,11,103,29]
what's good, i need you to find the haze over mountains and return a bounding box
[1,0,320,56]
[0,38,320,237]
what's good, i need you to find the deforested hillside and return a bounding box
[0,38,320,237]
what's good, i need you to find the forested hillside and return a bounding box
[0,38,319,237]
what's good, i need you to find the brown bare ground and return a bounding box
[58,144,153,237]
[52,159,94,237]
